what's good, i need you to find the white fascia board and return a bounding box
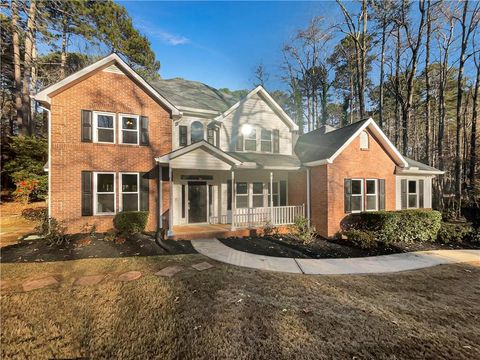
[304,159,332,167]
[34,53,181,117]
[155,141,242,166]
[328,118,408,168]
[177,106,220,117]
[396,167,444,175]
[215,86,299,131]
[263,166,302,170]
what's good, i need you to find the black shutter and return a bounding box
[179,125,187,146]
[140,172,149,211]
[227,181,232,210]
[273,129,280,153]
[215,128,220,147]
[236,133,244,151]
[207,128,215,145]
[81,171,93,216]
[401,179,407,209]
[378,179,385,210]
[280,180,287,206]
[344,179,352,213]
[81,110,92,142]
[140,116,149,146]
[419,179,424,208]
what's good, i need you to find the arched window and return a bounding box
[360,131,369,150]
[191,121,204,143]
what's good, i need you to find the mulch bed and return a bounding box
[0,233,196,263]
[220,235,480,259]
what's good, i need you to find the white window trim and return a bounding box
[191,121,205,144]
[119,172,140,212]
[119,114,140,145]
[93,172,116,215]
[365,179,378,211]
[351,178,364,213]
[244,128,257,152]
[252,182,264,208]
[260,129,273,153]
[360,130,369,150]
[93,111,116,144]
[268,181,280,207]
[407,179,418,209]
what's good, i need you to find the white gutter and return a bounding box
[39,106,51,219]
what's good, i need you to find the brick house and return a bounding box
[35,54,443,239]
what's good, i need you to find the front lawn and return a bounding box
[1,256,479,359]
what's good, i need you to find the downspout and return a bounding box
[306,167,311,226]
[39,105,51,222]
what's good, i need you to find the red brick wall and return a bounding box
[310,129,397,237]
[288,169,307,207]
[49,67,172,232]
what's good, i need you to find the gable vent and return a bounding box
[103,64,125,75]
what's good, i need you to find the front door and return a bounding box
[188,182,207,223]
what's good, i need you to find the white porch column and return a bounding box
[270,171,273,224]
[306,167,311,226]
[231,170,235,231]
[158,163,163,231]
[167,166,174,237]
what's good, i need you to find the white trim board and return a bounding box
[34,53,181,117]
[215,86,299,131]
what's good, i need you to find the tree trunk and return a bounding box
[394,26,401,148]
[21,0,37,135]
[469,60,480,190]
[60,12,69,79]
[424,0,431,164]
[379,18,387,129]
[11,0,23,135]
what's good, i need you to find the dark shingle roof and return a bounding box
[294,119,368,163]
[150,78,238,112]
[227,152,301,168]
[404,157,441,172]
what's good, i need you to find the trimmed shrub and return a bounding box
[292,216,316,244]
[343,229,377,249]
[437,222,474,244]
[35,212,70,246]
[352,209,442,244]
[114,211,149,235]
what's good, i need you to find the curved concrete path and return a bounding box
[191,238,480,275]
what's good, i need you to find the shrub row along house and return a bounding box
[35,54,443,239]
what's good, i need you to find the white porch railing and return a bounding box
[231,204,305,228]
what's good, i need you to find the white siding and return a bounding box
[170,148,232,170]
[395,175,433,210]
[219,93,293,154]
[172,115,213,150]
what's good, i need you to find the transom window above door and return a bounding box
[93,112,115,143]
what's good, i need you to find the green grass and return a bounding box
[1,255,480,359]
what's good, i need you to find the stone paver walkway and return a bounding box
[155,265,184,277]
[118,271,142,282]
[191,238,480,275]
[22,276,59,292]
[191,262,214,271]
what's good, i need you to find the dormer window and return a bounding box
[191,121,204,143]
[360,131,369,150]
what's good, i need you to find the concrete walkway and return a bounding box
[191,238,480,275]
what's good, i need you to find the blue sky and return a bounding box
[120,1,344,91]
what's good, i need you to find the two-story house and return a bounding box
[35,54,443,239]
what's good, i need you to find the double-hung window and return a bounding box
[120,173,139,211]
[94,172,115,215]
[252,182,264,207]
[120,114,139,145]
[236,182,248,208]
[245,129,256,151]
[350,179,364,212]
[261,129,272,152]
[365,179,377,211]
[93,112,115,143]
[408,180,417,208]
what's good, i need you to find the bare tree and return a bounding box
[253,62,269,88]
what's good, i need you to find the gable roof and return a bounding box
[150,78,237,114]
[295,118,408,167]
[34,53,181,117]
[155,140,242,166]
[399,157,444,175]
[215,86,299,131]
